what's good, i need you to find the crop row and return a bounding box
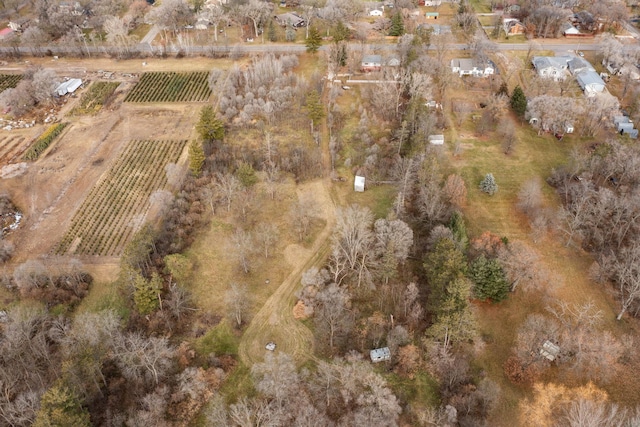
[55,139,187,256]
[0,74,23,93]
[124,72,211,103]
[70,81,121,115]
[23,123,68,161]
[0,136,26,162]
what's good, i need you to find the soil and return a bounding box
[0,57,217,274]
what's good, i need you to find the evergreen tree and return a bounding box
[424,238,468,312]
[332,21,350,43]
[510,85,527,117]
[133,272,162,315]
[305,26,322,53]
[427,276,476,345]
[469,255,510,302]
[480,173,498,195]
[236,162,258,188]
[448,211,469,251]
[285,25,296,42]
[304,89,325,133]
[34,382,91,427]
[268,19,277,42]
[188,140,205,176]
[389,12,405,36]
[195,105,225,142]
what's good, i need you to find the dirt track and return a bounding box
[238,179,336,366]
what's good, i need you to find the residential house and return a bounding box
[574,10,599,32]
[361,54,382,72]
[567,57,595,75]
[370,347,391,362]
[425,12,439,19]
[561,22,580,35]
[274,12,306,27]
[532,56,570,81]
[575,70,606,96]
[503,18,525,36]
[369,8,384,16]
[451,58,495,77]
[354,175,365,192]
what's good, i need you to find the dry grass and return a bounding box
[445,117,640,424]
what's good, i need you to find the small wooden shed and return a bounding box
[354,175,365,192]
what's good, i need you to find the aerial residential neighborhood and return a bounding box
[0,0,639,425]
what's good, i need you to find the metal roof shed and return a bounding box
[428,134,445,145]
[370,347,391,363]
[354,175,365,192]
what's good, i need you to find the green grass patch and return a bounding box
[75,280,130,321]
[345,182,397,219]
[194,320,240,358]
[219,363,257,403]
[23,122,68,161]
[385,371,440,408]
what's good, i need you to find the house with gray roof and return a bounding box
[532,56,570,81]
[361,54,382,72]
[568,57,595,75]
[451,58,495,77]
[575,70,605,96]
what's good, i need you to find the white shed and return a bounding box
[428,134,444,145]
[370,347,391,363]
[55,78,82,96]
[354,175,365,192]
[540,340,560,361]
[564,123,574,134]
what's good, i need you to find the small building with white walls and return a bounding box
[354,175,365,192]
[428,134,445,145]
[370,347,391,363]
[55,78,82,96]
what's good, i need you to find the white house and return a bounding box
[361,54,382,72]
[575,70,605,96]
[369,8,384,16]
[55,78,82,96]
[428,134,444,145]
[532,56,570,81]
[423,0,441,5]
[561,22,580,35]
[451,58,495,77]
[354,175,365,192]
[370,347,391,363]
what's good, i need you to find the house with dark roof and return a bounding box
[567,57,595,75]
[274,12,306,27]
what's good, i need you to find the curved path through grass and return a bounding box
[238,179,336,366]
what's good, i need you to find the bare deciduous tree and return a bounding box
[225,283,250,328]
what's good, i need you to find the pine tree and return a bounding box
[236,162,258,188]
[448,211,469,251]
[189,140,205,176]
[34,382,91,427]
[268,20,277,42]
[285,25,296,42]
[305,26,322,53]
[304,89,325,133]
[196,105,225,142]
[480,173,498,195]
[389,12,405,36]
[469,255,510,302]
[510,85,527,117]
[134,272,162,315]
[332,21,350,43]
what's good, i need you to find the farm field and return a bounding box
[56,139,187,256]
[70,81,121,115]
[124,71,212,103]
[0,134,29,164]
[0,74,22,93]
[23,122,68,160]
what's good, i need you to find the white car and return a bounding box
[265,342,276,351]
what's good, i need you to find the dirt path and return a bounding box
[238,179,336,366]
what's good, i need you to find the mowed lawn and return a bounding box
[448,122,637,424]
